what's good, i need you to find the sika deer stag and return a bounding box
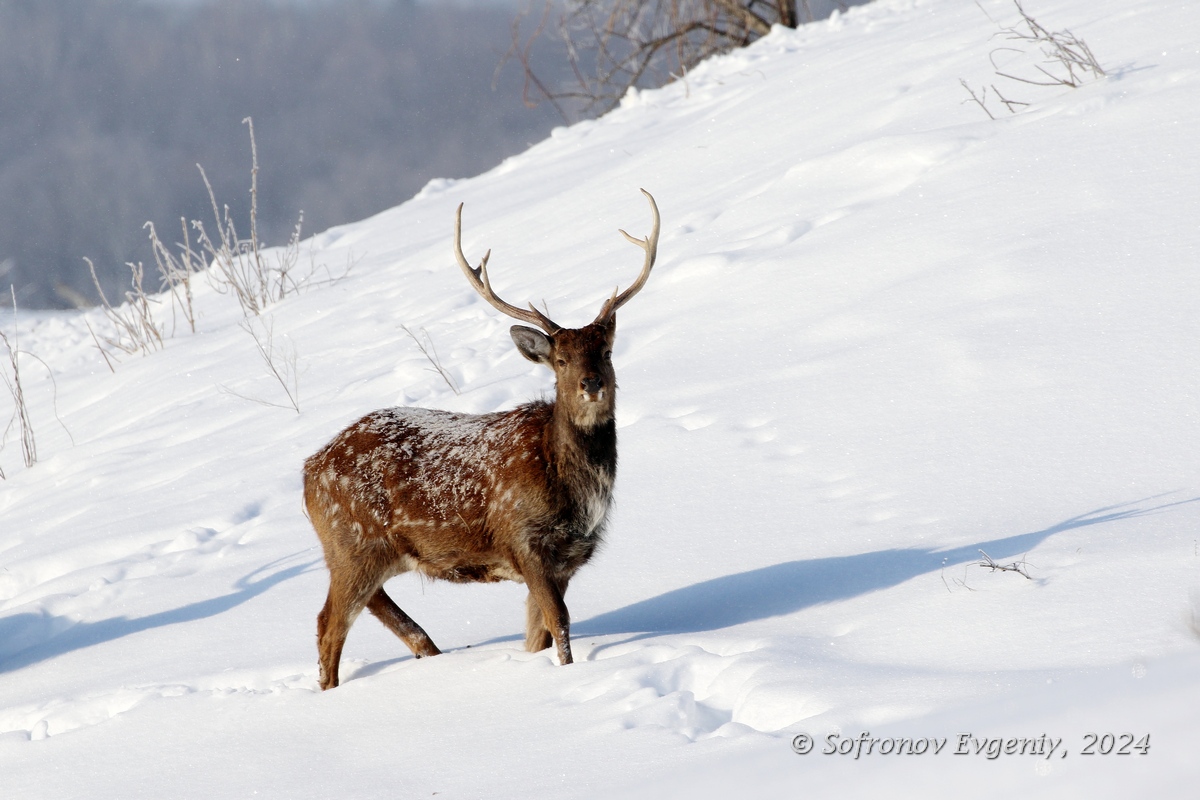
[304,190,659,689]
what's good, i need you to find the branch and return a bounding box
[975,549,1033,579]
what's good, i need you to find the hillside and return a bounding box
[2,0,1199,796]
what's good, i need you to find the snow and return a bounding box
[3,0,1199,795]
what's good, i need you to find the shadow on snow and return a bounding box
[571,496,1198,641]
[3,497,1194,676]
[0,556,321,674]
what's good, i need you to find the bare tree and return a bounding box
[509,0,855,118]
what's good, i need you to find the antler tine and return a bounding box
[455,203,559,333]
[595,189,660,323]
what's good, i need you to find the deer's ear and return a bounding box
[511,325,553,365]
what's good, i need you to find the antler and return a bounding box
[455,203,560,333]
[594,189,660,323]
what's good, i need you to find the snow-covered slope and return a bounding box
[3,0,1199,796]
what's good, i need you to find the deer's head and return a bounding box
[454,190,659,430]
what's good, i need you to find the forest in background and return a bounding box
[0,0,565,309]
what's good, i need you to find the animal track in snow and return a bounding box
[673,209,720,236]
[719,220,813,254]
[784,135,972,218]
[730,419,807,465]
[660,254,730,286]
[0,670,313,742]
[661,406,716,431]
[0,520,257,665]
[2,524,240,607]
[564,642,774,740]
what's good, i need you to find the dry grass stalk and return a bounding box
[975,549,1033,579]
[1,287,73,473]
[85,117,349,372]
[963,0,1105,118]
[145,218,197,335]
[992,0,1105,88]
[221,317,301,413]
[401,324,461,395]
[0,324,34,472]
[192,118,317,317]
[85,256,164,356]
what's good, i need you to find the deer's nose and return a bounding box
[580,376,603,394]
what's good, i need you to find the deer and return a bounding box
[303,190,660,689]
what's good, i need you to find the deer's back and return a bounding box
[303,403,586,582]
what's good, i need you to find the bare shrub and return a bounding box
[145,218,199,335]
[84,117,351,369]
[191,119,351,317]
[991,0,1105,88]
[85,257,164,356]
[509,0,851,119]
[962,0,1105,118]
[85,216,199,362]
[193,118,301,317]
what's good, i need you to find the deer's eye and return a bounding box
[604,350,613,360]
[556,358,567,367]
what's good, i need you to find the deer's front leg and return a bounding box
[525,577,570,655]
[521,565,572,665]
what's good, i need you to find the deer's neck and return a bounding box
[544,400,617,501]
[540,402,615,544]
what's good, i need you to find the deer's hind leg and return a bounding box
[316,570,375,691]
[368,587,441,658]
